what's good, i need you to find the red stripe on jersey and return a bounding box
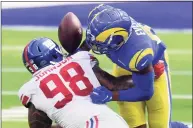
[94,116,99,128]
[90,55,95,61]
[86,121,89,128]
[154,60,165,79]
[20,94,23,101]
[22,95,30,106]
[24,43,36,73]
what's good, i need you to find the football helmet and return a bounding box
[86,4,132,54]
[22,37,63,74]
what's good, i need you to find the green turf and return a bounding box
[2,30,59,46]
[2,95,22,108]
[2,72,31,91]
[158,33,192,49]
[2,122,29,128]
[2,29,192,127]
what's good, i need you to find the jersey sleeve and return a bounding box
[18,81,36,108]
[129,48,154,71]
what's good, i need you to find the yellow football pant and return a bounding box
[112,52,172,128]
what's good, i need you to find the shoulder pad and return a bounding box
[112,64,132,76]
[72,51,91,59]
[129,48,154,71]
[18,81,36,108]
[72,51,99,68]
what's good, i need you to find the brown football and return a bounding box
[58,12,83,53]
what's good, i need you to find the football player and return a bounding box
[18,37,132,128]
[85,4,189,128]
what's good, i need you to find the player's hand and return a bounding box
[90,86,112,104]
[154,60,165,79]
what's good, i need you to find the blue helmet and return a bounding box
[86,4,132,54]
[87,4,114,23]
[22,37,63,74]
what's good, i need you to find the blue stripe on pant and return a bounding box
[163,57,172,128]
[90,118,94,128]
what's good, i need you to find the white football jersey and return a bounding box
[18,51,128,128]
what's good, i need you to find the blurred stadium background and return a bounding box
[1,2,192,128]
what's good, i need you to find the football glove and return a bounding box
[90,86,112,104]
[154,60,165,79]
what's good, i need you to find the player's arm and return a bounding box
[113,64,154,101]
[91,62,155,103]
[28,102,53,128]
[28,102,63,128]
[114,49,155,101]
[91,55,134,91]
[92,65,134,91]
[18,85,62,128]
[91,49,156,102]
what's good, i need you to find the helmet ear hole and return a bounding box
[52,54,58,59]
[112,35,124,45]
[37,46,42,52]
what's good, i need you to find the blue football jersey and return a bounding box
[107,17,166,72]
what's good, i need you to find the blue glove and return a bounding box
[90,86,112,104]
[170,121,189,128]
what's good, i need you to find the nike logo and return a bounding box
[141,59,148,67]
[93,92,99,96]
[102,95,112,102]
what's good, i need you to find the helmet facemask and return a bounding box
[49,46,68,65]
[86,28,130,55]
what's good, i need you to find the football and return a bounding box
[58,12,83,53]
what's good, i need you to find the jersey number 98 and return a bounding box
[40,62,93,109]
